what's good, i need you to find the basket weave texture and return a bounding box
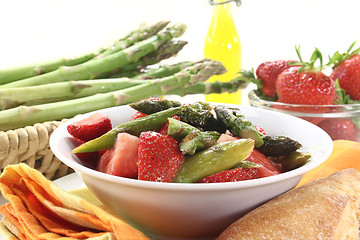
[0,119,73,180]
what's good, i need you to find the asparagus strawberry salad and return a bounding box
[69,99,310,183]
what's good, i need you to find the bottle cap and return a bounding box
[208,0,241,6]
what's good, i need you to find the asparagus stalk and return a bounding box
[166,73,251,96]
[129,98,181,114]
[0,21,170,85]
[0,78,145,110]
[133,61,194,80]
[214,105,264,148]
[166,118,220,154]
[0,59,225,131]
[173,138,255,183]
[257,135,302,157]
[167,117,198,139]
[97,40,188,79]
[106,60,194,79]
[94,21,170,59]
[179,130,221,155]
[0,23,187,89]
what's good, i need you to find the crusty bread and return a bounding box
[216,168,360,240]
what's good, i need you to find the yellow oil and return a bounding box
[204,1,242,104]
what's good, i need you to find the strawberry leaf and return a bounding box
[294,45,324,73]
[328,41,360,68]
[334,79,360,104]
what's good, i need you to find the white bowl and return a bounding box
[50,103,333,240]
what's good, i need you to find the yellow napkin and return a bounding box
[297,140,360,187]
[0,163,149,240]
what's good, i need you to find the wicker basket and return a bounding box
[0,119,74,180]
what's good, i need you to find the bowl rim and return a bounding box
[248,90,360,108]
[50,103,333,191]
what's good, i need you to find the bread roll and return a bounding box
[217,168,360,240]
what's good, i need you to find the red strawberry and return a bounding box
[129,111,148,121]
[276,48,336,106]
[330,43,360,100]
[157,115,181,135]
[276,66,336,106]
[197,167,259,183]
[256,60,294,98]
[216,134,239,144]
[316,118,360,141]
[138,131,185,182]
[75,151,100,169]
[246,149,281,178]
[67,112,112,142]
[96,133,139,178]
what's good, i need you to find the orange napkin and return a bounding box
[297,140,360,187]
[0,163,149,240]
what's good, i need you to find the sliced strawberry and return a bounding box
[96,133,139,178]
[96,149,114,173]
[198,167,259,183]
[246,149,281,178]
[75,151,100,169]
[216,134,239,144]
[157,115,181,135]
[129,111,148,121]
[138,131,185,182]
[67,112,112,142]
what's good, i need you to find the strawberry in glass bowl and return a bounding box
[247,43,360,142]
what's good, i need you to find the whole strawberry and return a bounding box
[317,118,359,141]
[256,60,294,98]
[330,42,360,100]
[138,131,185,182]
[276,47,336,106]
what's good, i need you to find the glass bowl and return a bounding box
[248,90,360,142]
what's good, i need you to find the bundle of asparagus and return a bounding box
[0,21,250,131]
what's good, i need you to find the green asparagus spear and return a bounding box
[73,107,183,153]
[234,160,262,169]
[214,105,264,147]
[166,117,220,154]
[167,117,198,139]
[94,21,170,59]
[0,59,225,131]
[178,101,223,132]
[269,151,311,171]
[129,99,182,114]
[134,61,194,80]
[173,138,255,183]
[0,23,186,89]
[179,130,221,155]
[0,21,170,85]
[0,78,145,110]
[96,40,188,79]
[166,72,251,96]
[257,135,302,157]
